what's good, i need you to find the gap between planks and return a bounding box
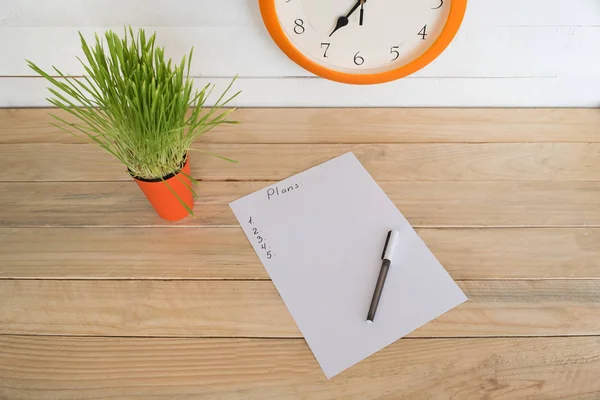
[3,278,600,281]
[3,225,600,228]
[2,333,600,340]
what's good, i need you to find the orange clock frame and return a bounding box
[259,0,467,85]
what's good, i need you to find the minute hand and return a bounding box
[346,1,362,18]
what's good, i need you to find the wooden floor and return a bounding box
[1,108,600,399]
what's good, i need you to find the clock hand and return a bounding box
[359,0,365,26]
[329,16,349,37]
[329,0,365,37]
[347,0,366,18]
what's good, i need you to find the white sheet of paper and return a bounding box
[230,152,467,378]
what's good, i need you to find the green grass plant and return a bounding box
[27,27,239,182]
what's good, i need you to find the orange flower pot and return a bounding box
[133,157,194,221]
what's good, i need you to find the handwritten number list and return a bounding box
[248,217,274,259]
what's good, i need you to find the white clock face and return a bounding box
[275,0,451,74]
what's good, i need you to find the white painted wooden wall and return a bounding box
[1,0,599,107]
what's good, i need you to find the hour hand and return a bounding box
[329,0,364,37]
[329,16,349,37]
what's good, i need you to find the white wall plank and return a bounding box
[2,76,599,107]
[2,0,600,27]
[5,26,600,78]
[0,0,262,27]
[5,26,306,77]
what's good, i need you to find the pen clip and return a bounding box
[381,230,392,260]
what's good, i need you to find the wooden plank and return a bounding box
[0,227,263,280]
[2,142,599,182]
[3,108,600,144]
[1,336,600,399]
[419,228,600,280]
[1,181,598,227]
[1,228,599,280]
[1,280,599,337]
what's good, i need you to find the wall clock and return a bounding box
[258,0,467,85]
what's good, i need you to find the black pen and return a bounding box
[367,230,400,324]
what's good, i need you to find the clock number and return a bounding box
[431,0,443,9]
[390,46,400,61]
[267,251,273,259]
[321,42,331,58]
[418,25,428,40]
[294,19,305,35]
[353,52,365,66]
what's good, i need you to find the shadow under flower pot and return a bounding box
[131,155,194,221]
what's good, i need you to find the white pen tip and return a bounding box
[383,230,401,261]
[366,320,373,325]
